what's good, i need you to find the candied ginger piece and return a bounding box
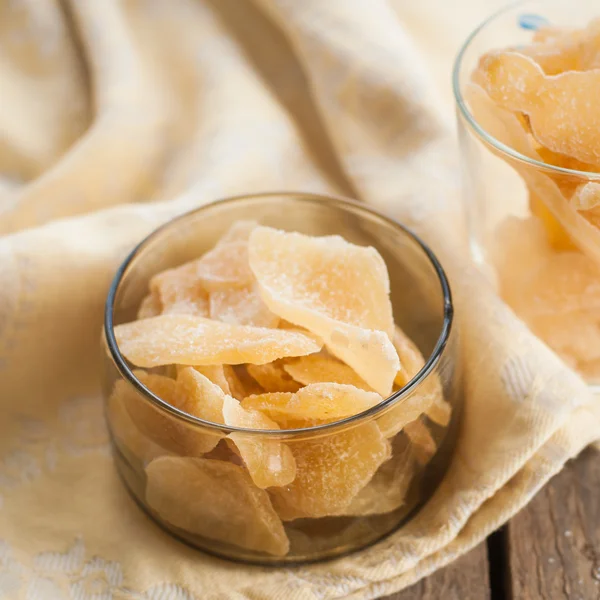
[196,241,254,291]
[283,352,372,391]
[246,361,300,393]
[146,456,289,556]
[521,20,600,73]
[249,227,394,336]
[176,367,227,425]
[241,393,324,429]
[392,327,425,388]
[218,220,259,245]
[241,392,294,418]
[571,182,600,212]
[534,145,597,176]
[474,52,544,113]
[477,51,600,165]
[464,80,593,184]
[393,327,451,427]
[404,420,437,466]
[107,382,170,464]
[115,314,321,368]
[333,434,415,517]
[243,383,381,422]
[124,371,220,455]
[376,387,436,439]
[518,31,584,74]
[249,226,398,396]
[180,364,231,395]
[464,82,538,160]
[150,262,209,317]
[210,284,279,328]
[424,394,452,427]
[270,422,390,519]
[223,396,296,489]
[137,291,162,319]
[184,364,253,400]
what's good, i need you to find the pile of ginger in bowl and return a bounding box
[102,194,459,564]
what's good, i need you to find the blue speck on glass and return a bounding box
[518,13,550,31]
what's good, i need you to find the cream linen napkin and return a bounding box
[1,1,599,598]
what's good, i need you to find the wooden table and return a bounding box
[381,446,600,600]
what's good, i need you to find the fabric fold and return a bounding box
[0,0,598,598]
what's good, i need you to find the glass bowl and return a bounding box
[102,192,460,565]
[454,0,600,386]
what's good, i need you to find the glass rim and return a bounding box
[452,0,600,181]
[104,191,454,438]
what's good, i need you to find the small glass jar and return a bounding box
[454,0,600,386]
[102,192,459,564]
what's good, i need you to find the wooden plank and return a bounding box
[506,447,600,600]
[380,543,491,600]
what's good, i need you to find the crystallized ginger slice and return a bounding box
[249,226,398,396]
[137,291,162,319]
[404,420,437,466]
[241,392,324,429]
[476,51,600,165]
[176,367,227,426]
[246,361,300,393]
[175,368,296,488]
[376,390,436,439]
[146,456,289,556]
[270,422,390,520]
[223,396,296,489]
[107,381,170,464]
[376,326,445,438]
[333,434,416,517]
[149,262,209,317]
[217,220,259,245]
[123,371,221,455]
[184,364,254,400]
[393,326,451,428]
[196,241,254,291]
[209,284,279,328]
[517,29,584,74]
[243,383,381,422]
[241,392,295,419]
[523,19,600,73]
[283,352,372,391]
[570,182,600,212]
[180,364,231,395]
[115,314,321,368]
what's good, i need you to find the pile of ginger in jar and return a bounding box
[466,18,600,380]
